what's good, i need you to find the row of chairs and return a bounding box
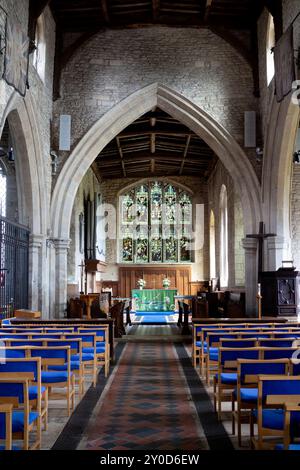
[0,322,111,450]
[192,322,300,450]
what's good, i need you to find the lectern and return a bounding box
[260,266,300,317]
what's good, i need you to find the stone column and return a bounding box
[242,238,258,317]
[266,235,290,271]
[28,234,44,312]
[53,238,70,318]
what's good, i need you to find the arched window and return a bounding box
[32,15,46,82]
[209,210,216,279]
[266,13,275,86]
[0,164,7,218]
[119,181,193,263]
[220,185,228,287]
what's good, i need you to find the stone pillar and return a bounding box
[242,238,258,317]
[28,234,44,312]
[266,236,290,271]
[53,238,70,318]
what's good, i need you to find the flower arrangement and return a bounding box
[137,278,146,289]
[162,277,171,288]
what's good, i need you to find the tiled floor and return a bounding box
[78,341,209,450]
[39,325,260,450]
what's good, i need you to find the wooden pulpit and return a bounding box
[260,267,300,317]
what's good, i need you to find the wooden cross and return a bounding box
[78,260,86,294]
[246,221,276,278]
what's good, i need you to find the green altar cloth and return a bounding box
[132,289,177,312]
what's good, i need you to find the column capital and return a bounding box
[241,238,257,252]
[51,238,71,250]
[29,234,44,249]
[266,235,287,250]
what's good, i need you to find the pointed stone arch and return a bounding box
[50,83,262,316]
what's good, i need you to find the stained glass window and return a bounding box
[120,181,193,263]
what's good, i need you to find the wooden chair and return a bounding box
[78,326,110,377]
[253,375,300,449]
[274,403,300,450]
[29,346,75,417]
[232,359,290,447]
[0,404,13,450]
[0,377,41,450]
[213,347,260,420]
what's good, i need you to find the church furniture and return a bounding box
[30,346,75,417]
[90,299,107,319]
[177,301,183,327]
[78,327,110,377]
[109,301,126,338]
[64,333,98,386]
[14,309,41,319]
[0,357,48,434]
[223,292,246,318]
[181,302,191,335]
[0,377,41,450]
[80,293,100,319]
[119,265,191,298]
[260,267,300,317]
[67,298,84,319]
[213,348,261,421]
[0,403,13,450]
[274,404,300,450]
[9,319,115,360]
[192,318,288,324]
[253,376,300,450]
[232,359,290,447]
[192,297,209,319]
[132,289,177,313]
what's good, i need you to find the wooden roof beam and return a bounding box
[179,135,191,175]
[116,136,126,177]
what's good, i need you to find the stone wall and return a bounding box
[207,161,245,289]
[53,27,258,171]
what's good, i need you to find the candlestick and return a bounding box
[257,283,261,296]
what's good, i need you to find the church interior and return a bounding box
[0,0,300,455]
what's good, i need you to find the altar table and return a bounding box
[132,289,177,312]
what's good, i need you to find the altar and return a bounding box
[131,289,178,312]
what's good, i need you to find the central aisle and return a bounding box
[79,339,208,450]
[52,326,234,450]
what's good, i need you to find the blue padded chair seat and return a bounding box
[215,373,237,384]
[71,353,94,362]
[275,444,300,450]
[12,411,39,432]
[82,346,105,354]
[195,341,207,348]
[203,346,218,353]
[209,352,219,361]
[240,388,258,402]
[28,385,46,400]
[41,371,70,383]
[0,445,20,450]
[48,362,80,371]
[253,409,284,430]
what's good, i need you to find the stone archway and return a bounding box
[262,93,300,271]
[50,83,262,315]
[0,91,48,313]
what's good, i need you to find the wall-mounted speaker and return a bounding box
[59,115,71,151]
[244,111,256,148]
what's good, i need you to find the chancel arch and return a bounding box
[51,84,262,315]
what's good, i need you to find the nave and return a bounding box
[50,325,232,451]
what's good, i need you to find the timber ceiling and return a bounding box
[49,0,265,32]
[94,108,217,179]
